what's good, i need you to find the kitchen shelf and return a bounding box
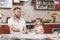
[35,0,55,10]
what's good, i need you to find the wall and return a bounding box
[0,0,60,22]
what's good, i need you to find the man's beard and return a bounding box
[15,14,21,19]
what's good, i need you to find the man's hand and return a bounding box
[13,29,20,32]
[23,26,28,34]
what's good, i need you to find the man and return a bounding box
[8,7,27,34]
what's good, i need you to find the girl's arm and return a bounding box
[40,26,44,34]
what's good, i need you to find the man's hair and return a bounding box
[13,7,21,11]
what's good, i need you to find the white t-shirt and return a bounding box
[8,17,26,34]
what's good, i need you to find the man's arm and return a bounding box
[8,18,20,32]
[23,26,28,34]
[9,24,20,32]
[22,20,28,34]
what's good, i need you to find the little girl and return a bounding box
[33,18,44,34]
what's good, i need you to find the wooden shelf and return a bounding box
[34,0,60,11]
[35,0,55,10]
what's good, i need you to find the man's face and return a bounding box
[14,9,21,18]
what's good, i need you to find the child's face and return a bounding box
[35,20,41,25]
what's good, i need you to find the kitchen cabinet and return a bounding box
[44,24,60,34]
[55,0,60,10]
[0,25,10,34]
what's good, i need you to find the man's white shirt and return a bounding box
[8,17,26,34]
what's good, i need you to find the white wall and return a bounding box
[0,0,60,22]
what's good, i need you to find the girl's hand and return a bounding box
[31,29,35,33]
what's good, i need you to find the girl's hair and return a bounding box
[35,18,44,26]
[35,18,42,22]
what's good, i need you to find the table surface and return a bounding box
[0,33,60,39]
